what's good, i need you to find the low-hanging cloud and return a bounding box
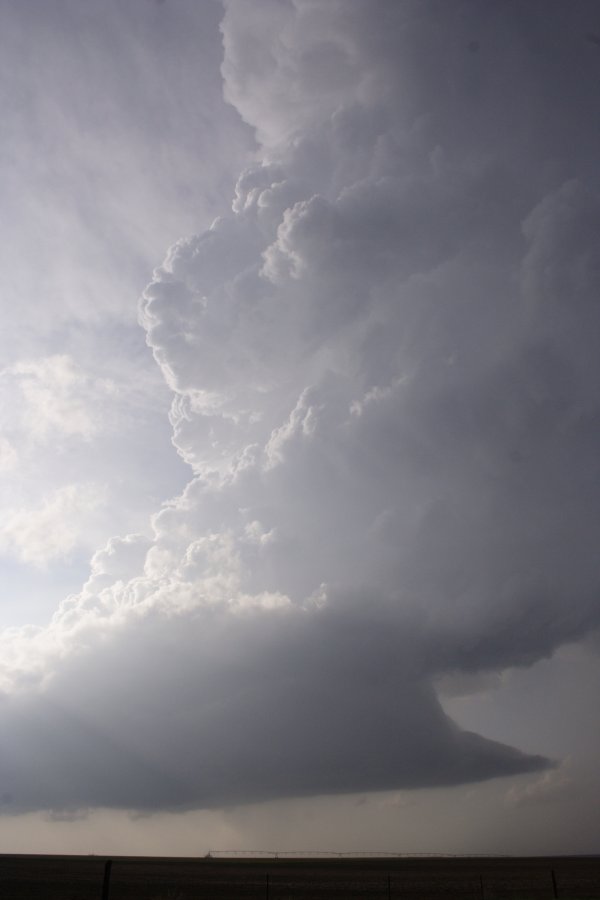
[1,0,599,814]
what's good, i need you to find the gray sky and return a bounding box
[0,0,599,855]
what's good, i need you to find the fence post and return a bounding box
[101,859,112,900]
[387,873,391,899]
[480,874,485,900]
[551,868,558,899]
[266,870,269,900]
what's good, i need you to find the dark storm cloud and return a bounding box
[0,0,598,813]
[0,601,547,814]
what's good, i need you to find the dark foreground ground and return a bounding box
[0,853,599,899]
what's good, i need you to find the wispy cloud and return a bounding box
[0,483,106,568]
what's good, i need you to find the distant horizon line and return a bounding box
[2,850,598,861]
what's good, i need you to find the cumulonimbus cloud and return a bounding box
[1,0,599,814]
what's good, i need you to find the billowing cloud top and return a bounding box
[2,0,600,815]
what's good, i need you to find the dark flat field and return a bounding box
[0,853,599,899]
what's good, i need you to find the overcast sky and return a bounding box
[1,0,599,856]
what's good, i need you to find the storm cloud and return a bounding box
[1,0,599,815]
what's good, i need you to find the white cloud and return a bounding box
[0,483,106,568]
[5,355,111,442]
[0,438,18,474]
